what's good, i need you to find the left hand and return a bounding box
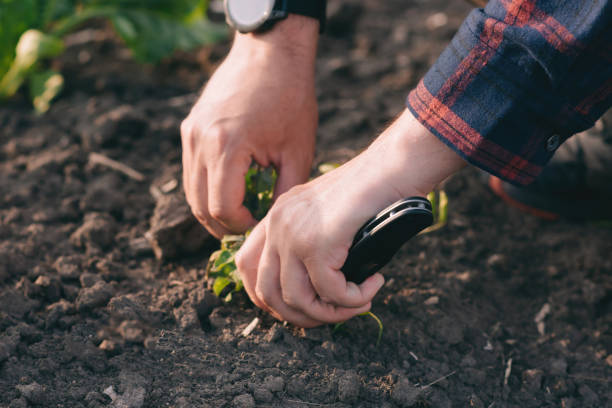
[235,110,465,327]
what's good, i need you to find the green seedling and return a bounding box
[243,165,277,221]
[0,0,227,112]
[334,311,384,347]
[423,189,449,233]
[206,234,245,302]
[206,164,276,301]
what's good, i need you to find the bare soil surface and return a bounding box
[1,1,611,407]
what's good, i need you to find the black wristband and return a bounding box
[281,0,327,33]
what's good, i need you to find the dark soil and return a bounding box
[1,0,611,407]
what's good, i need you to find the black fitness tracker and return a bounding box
[224,0,327,33]
[341,197,434,284]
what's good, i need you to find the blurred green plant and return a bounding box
[0,0,227,112]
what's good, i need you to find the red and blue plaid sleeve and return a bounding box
[406,0,612,185]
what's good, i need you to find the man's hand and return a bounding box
[235,110,466,327]
[181,16,319,239]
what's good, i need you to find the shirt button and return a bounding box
[546,134,560,152]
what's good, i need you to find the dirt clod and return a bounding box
[263,376,285,393]
[337,370,361,402]
[146,193,214,260]
[118,320,145,343]
[16,382,46,405]
[53,255,83,280]
[76,281,113,312]
[107,371,148,408]
[522,368,544,392]
[70,213,117,249]
[391,377,421,407]
[80,272,102,288]
[253,387,273,403]
[232,393,255,408]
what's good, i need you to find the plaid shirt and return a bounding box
[407,0,612,185]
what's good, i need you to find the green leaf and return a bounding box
[423,189,449,233]
[318,162,340,175]
[0,29,63,99]
[0,0,42,79]
[108,9,227,63]
[29,69,63,113]
[212,276,232,297]
[213,249,233,269]
[359,311,383,347]
[244,164,277,220]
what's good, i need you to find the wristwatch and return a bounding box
[224,0,327,33]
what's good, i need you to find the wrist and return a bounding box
[231,14,319,64]
[372,110,466,198]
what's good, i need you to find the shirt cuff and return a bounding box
[406,6,579,186]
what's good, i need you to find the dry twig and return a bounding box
[241,317,260,337]
[421,371,457,389]
[89,152,145,182]
[504,358,513,386]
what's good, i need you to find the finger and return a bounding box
[208,154,257,233]
[305,258,385,308]
[236,222,270,313]
[186,163,230,239]
[273,158,309,200]
[257,243,323,328]
[280,255,372,323]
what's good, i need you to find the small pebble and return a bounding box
[337,370,360,403]
[232,393,255,408]
[263,376,284,393]
[79,272,102,288]
[522,368,543,392]
[391,377,421,407]
[253,387,273,403]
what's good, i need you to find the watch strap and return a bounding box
[281,0,327,33]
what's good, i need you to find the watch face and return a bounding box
[224,0,275,32]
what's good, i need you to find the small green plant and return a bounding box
[0,0,226,112]
[243,165,277,221]
[207,234,245,302]
[334,311,384,347]
[207,164,277,301]
[424,189,449,233]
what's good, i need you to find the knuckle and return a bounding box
[180,119,193,140]
[191,208,208,222]
[281,292,299,308]
[205,123,232,153]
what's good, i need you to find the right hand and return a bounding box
[181,16,319,239]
